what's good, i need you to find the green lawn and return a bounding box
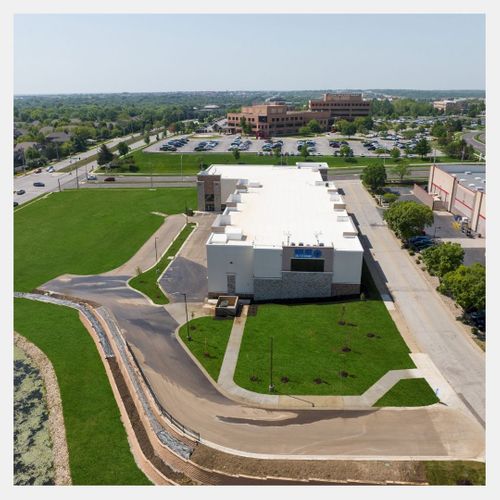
[14,188,197,292]
[425,461,485,485]
[14,298,151,485]
[178,317,234,381]
[99,151,466,176]
[129,223,196,304]
[373,378,439,407]
[233,267,415,396]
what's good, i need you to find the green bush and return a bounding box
[382,192,399,204]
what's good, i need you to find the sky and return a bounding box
[14,14,485,94]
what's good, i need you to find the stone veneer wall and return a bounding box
[331,283,360,297]
[254,272,333,301]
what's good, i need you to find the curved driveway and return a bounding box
[463,131,485,155]
[40,214,484,460]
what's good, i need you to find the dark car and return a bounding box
[14,201,18,207]
[16,189,26,195]
[104,177,115,182]
[330,141,340,148]
[33,182,45,187]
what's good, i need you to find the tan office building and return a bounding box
[308,93,371,120]
[432,99,468,113]
[227,104,330,138]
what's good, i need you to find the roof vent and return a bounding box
[319,243,325,247]
[290,242,296,246]
[298,242,304,246]
[465,171,471,175]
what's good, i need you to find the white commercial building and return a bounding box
[197,163,364,301]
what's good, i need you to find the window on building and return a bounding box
[205,194,214,203]
[290,259,325,272]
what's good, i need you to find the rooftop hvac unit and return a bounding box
[477,187,484,192]
[452,174,457,177]
[459,178,466,182]
[298,242,304,246]
[291,242,296,246]
[482,179,486,183]
[475,177,482,180]
[469,184,475,187]
[465,171,471,175]
[319,243,325,247]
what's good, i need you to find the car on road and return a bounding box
[14,201,18,208]
[87,175,97,181]
[33,182,45,187]
[46,166,55,173]
[104,177,115,182]
[16,189,26,195]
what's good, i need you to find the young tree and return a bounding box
[391,161,410,182]
[339,145,353,157]
[438,263,485,311]
[144,134,150,145]
[415,138,431,159]
[300,144,309,160]
[339,121,357,137]
[117,141,129,157]
[383,201,434,241]
[421,242,464,279]
[97,143,114,165]
[232,149,240,161]
[390,147,401,161]
[361,162,387,192]
[273,145,282,158]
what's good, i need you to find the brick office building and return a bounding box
[227,104,330,138]
[308,93,371,120]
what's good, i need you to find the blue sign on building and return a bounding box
[294,248,322,259]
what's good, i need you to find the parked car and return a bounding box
[104,177,115,182]
[33,182,45,187]
[46,166,55,173]
[464,310,485,332]
[16,189,26,195]
[14,201,18,207]
[87,174,97,181]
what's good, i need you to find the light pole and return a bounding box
[181,154,184,181]
[154,236,158,263]
[182,293,191,341]
[269,336,275,392]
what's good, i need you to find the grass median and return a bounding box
[128,222,196,305]
[178,317,234,381]
[98,151,467,176]
[14,298,151,485]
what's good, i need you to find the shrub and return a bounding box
[382,192,399,204]
[409,250,415,256]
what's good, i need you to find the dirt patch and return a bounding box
[106,358,195,485]
[190,445,428,484]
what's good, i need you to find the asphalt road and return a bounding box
[39,213,484,460]
[463,130,485,155]
[336,180,485,424]
[13,131,161,206]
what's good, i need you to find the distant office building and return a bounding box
[432,99,468,113]
[227,104,330,138]
[308,93,371,120]
[197,163,363,301]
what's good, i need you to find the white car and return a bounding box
[46,166,55,173]
[87,174,97,181]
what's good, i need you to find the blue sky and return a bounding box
[14,14,485,94]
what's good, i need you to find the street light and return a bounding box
[172,291,191,340]
[269,336,275,392]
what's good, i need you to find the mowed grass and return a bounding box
[14,298,151,485]
[14,188,197,291]
[129,223,196,304]
[425,461,485,485]
[178,317,234,381]
[233,265,415,396]
[373,378,439,407]
[103,151,464,176]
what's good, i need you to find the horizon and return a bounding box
[14,14,485,94]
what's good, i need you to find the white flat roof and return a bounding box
[203,164,362,251]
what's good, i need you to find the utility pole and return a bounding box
[57,178,61,192]
[269,336,274,392]
[183,293,191,341]
[75,164,79,189]
[181,154,184,181]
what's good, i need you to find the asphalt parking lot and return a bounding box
[143,133,444,159]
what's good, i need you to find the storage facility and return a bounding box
[197,163,364,301]
[428,164,486,236]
